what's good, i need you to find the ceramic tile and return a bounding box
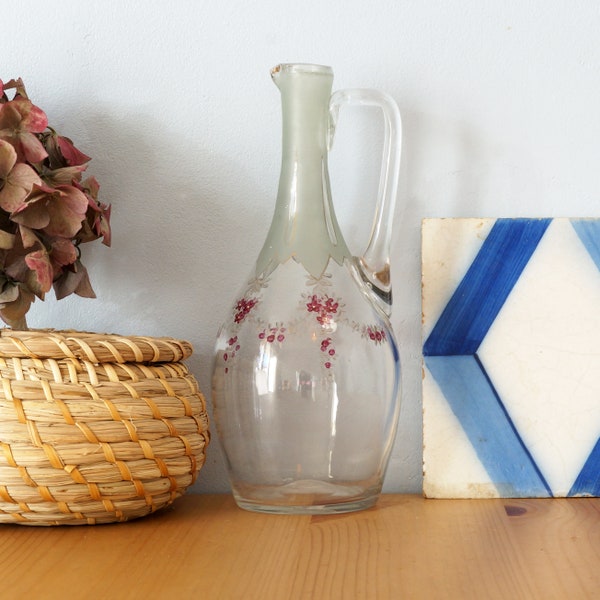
[422,218,600,498]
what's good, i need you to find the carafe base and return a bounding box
[232,479,380,514]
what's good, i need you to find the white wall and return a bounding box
[3,1,599,493]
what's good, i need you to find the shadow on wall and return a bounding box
[26,104,271,492]
[120,109,275,491]
[78,107,267,328]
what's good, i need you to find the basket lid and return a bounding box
[0,329,193,364]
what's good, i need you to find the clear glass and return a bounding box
[212,63,402,514]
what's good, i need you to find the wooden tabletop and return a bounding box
[2,494,599,599]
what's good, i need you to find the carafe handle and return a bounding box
[329,89,402,316]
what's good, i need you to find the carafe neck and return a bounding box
[277,64,331,161]
[255,64,351,280]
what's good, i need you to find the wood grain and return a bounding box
[2,494,599,599]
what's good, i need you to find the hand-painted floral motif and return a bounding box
[220,272,388,375]
[320,337,336,369]
[223,335,241,374]
[234,297,258,324]
[305,293,340,327]
[365,325,387,344]
[258,324,286,344]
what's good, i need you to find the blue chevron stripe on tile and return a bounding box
[424,354,552,497]
[571,219,600,272]
[566,219,600,496]
[423,218,551,357]
[569,439,600,497]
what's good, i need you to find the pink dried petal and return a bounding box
[82,175,99,199]
[45,185,88,237]
[95,203,111,246]
[24,249,53,294]
[56,135,91,166]
[0,162,42,212]
[53,261,96,300]
[18,131,48,163]
[0,139,16,178]
[0,290,34,327]
[0,230,15,250]
[49,237,77,267]
[44,165,87,185]
[18,226,41,249]
[0,102,21,129]
[12,184,88,238]
[11,97,48,133]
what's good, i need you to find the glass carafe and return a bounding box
[212,63,402,514]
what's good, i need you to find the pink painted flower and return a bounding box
[324,297,339,313]
[306,294,322,313]
[222,334,243,374]
[234,297,258,323]
[306,293,342,327]
[366,326,387,345]
[258,324,286,345]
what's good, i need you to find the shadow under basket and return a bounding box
[0,329,210,525]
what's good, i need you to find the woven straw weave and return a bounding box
[0,330,210,525]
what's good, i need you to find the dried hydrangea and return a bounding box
[0,78,111,328]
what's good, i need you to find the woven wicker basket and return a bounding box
[0,329,210,525]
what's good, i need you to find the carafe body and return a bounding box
[212,64,402,514]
